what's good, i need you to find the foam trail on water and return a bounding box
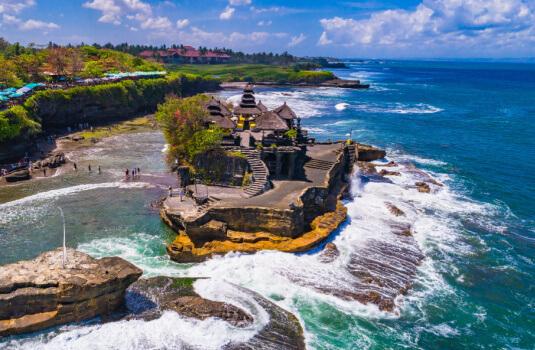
[0,182,154,208]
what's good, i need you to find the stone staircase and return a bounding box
[241,149,270,197]
[304,158,335,171]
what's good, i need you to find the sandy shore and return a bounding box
[0,115,158,186]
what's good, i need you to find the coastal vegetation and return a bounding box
[0,38,162,85]
[0,74,218,144]
[155,94,224,166]
[166,64,335,84]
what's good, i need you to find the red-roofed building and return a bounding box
[139,46,230,64]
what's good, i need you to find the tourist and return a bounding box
[137,167,140,175]
[125,169,129,179]
[98,166,101,174]
[88,164,92,172]
[132,168,136,178]
[42,168,46,177]
[73,162,77,171]
[168,186,173,197]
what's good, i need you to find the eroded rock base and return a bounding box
[167,201,348,263]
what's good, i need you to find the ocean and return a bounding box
[0,60,534,349]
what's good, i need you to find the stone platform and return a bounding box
[161,142,365,262]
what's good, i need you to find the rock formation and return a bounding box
[415,181,431,193]
[166,201,348,263]
[4,169,31,183]
[126,277,252,327]
[318,242,340,263]
[0,248,142,337]
[357,143,386,161]
[126,276,306,349]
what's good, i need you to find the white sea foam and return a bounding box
[2,309,260,350]
[224,88,339,118]
[335,102,349,111]
[354,102,443,114]
[0,182,153,209]
[3,148,505,349]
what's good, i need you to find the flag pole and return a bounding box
[58,207,67,268]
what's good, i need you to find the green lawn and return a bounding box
[166,64,335,84]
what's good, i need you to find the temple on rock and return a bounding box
[161,84,384,263]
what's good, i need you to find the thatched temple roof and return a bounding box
[273,102,297,120]
[254,112,289,131]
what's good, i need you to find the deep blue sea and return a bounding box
[0,60,534,349]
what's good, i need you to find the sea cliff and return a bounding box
[0,74,219,162]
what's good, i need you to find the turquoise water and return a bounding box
[1,61,534,349]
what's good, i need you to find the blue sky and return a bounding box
[1,0,534,58]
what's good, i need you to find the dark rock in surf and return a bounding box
[357,144,386,162]
[385,202,405,217]
[415,181,431,193]
[127,277,253,327]
[4,169,31,182]
[318,243,340,263]
[126,277,306,350]
[379,169,401,176]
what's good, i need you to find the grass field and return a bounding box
[166,64,335,84]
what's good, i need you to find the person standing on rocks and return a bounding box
[125,169,129,179]
[88,164,92,173]
[73,162,77,171]
[98,166,101,174]
[168,186,173,197]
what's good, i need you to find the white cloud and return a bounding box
[229,0,251,5]
[140,15,171,30]
[288,33,306,47]
[257,20,271,26]
[176,18,189,29]
[0,0,35,14]
[318,0,535,56]
[1,13,59,31]
[83,0,122,24]
[219,6,235,20]
[20,19,60,30]
[83,0,175,32]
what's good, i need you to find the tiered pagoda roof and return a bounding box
[234,84,261,115]
[204,97,235,129]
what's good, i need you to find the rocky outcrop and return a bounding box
[32,152,66,170]
[167,201,348,263]
[357,143,386,162]
[5,169,31,183]
[318,242,340,263]
[126,276,305,349]
[385,202,405,216]
[126,277,253,327]
[321,79,370,89]
[379,169,400,176]
[415,181,431,193]
[0,248,142,337]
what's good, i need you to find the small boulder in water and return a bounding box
[415,181,431,193]
[5,169,31,182]
[385,202,405,216]
[379,169,401,176]
[318,243,340,263]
